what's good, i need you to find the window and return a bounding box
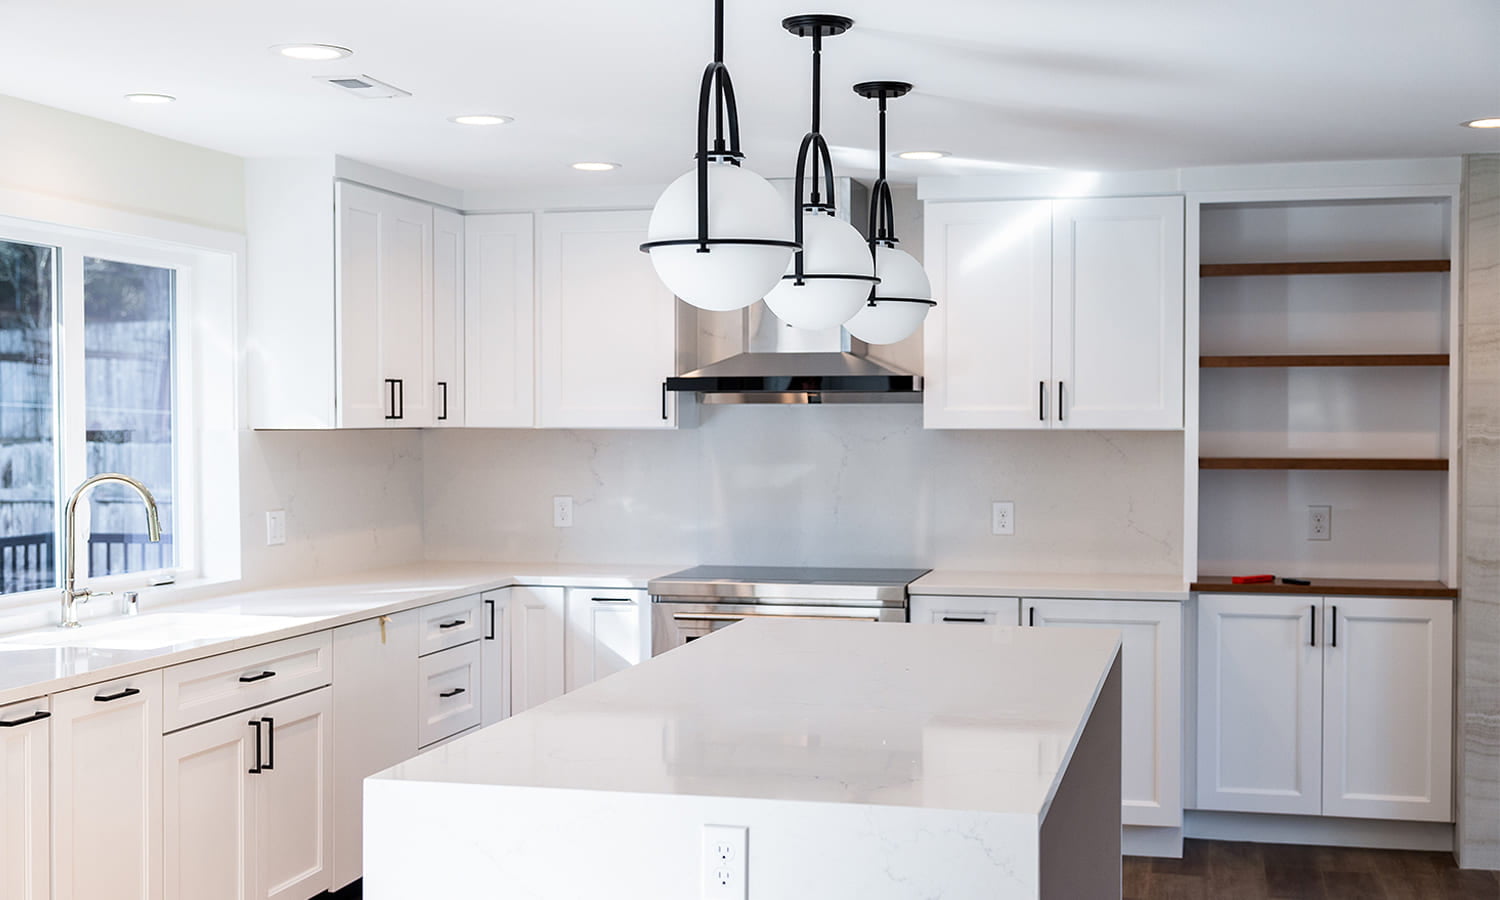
[0,227,190,598]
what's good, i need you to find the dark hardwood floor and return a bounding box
[1125,840,1500,899]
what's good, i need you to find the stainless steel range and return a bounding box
[648,565,929,654]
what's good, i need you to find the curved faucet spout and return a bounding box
[60,473,162,628]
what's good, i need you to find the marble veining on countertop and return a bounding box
[910,569,1191,601]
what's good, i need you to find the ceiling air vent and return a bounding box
[317,75,411,100]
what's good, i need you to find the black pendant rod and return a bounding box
[853,81,913,248]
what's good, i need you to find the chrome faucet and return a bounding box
[59,474,161,628]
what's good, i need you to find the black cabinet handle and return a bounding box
[592,597,633,603]
[238,670,277,683]
[95,686,140,703]
[384,378,405,420]
[1310,605,1316,646]
[0,710,50,728]
[261,717,274,770]
[1058,381,1065,422]
[661,382,669,421]
[439,687,466,699]
[437,381,449,421]
[438,619,466,630]
[942,616,985,624]
[1331,606,1338,648]
[1039,381,1046,421]
[484,598,496,641]
[1028,607,1035,627]
[249,719,262,774]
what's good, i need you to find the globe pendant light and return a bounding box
[639,0,799,312]
[762,15,879,331]
[843,81,937,345]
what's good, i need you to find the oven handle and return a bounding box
[671,612,880,623]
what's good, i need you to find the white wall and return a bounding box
[421,407,1184,574]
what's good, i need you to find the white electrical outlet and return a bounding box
[553,495,574,528]
[992,501,1015,536]
[701,825,747,900]
[265,510,286,546]
[1309,505,1331,541]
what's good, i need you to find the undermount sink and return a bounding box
[0,612,319,652]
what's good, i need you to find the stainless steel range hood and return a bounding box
[666,177,922,405]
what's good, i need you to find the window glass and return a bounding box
[0,240,56,594]
[83,257,176,577]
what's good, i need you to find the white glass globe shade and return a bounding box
[762,213,875,329]
[845,245,934,344]
[646,162,793,312]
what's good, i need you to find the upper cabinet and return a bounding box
[431,208,466,427]
[923,195,1184,430]
[464,214,536,428]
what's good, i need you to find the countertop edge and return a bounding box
[909,571,1191,602]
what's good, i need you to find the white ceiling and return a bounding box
[2,0,1497,192]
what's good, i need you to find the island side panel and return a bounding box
[1038,652,1123,900]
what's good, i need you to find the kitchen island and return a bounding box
[365,618,1122,899]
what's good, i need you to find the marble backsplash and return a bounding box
[421,404,1185,575]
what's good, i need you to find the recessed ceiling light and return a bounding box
[272,43,353,61]
[572,162,620,172]
[896,150,951,161]
[124,93,175,104]
[450,115,513,126]
[1462,117,1500,129]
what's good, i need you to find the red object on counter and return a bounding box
[1231,574,1276,584]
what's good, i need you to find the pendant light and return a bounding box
[640,0,799,312]
[843,81,936,345]
[761,15,879,331]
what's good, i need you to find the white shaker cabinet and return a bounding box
[537,210,679,429]
[909,594,1020,625]
[923,196,1184,430]
[479,591,511,727]
[0,697,50,900]
[51,671,163,900]
[508,586,567,714]
[464,213,537,428]
[564,589,650,692]
[431,207,466,427]
[1024,598,1183,827]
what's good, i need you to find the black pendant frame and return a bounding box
[852,80,937,307]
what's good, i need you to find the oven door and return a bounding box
[649,600,905,656]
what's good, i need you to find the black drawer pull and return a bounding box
[484,598,496,640]
[261,717,275,770]
[238,670,277,683]
[592,597,634,603]
[438,619,466,630]
[95,687,140,703]
[439,687,467,699]
[0,710,50,727]
[941,616,985,624]
[1331,606,1338,648]
[249,719,262,774]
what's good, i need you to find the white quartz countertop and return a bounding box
[374,618,1121,820]
[911,569,1190,602]
[0,561,674,707]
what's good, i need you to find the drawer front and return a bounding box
[418,643,481,748]
[163,631,332,732]
[0,694,50,727]
[417,594,484,656]
[909,595,1020,625]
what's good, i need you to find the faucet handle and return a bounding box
[79,589,112,604]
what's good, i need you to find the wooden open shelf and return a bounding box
[1200,457,1448,471]
[1200,259,1451,277]
[1200,353,1449,368]
[1192,575,1457,598]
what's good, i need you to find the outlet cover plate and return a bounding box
[553,496,574,528]
[701,824,747,900]
[992,501,1015,536]
[1309,505,1331,541]
[265,510,286,546]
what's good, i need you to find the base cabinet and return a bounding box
[508,586,566,715]
[479,592,511,727]
[51,672,163,900]
[0,698,50,900]
[909,595,1020,625]
[564,589,649,692]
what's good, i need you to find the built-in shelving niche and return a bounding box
[1196,196,1457,588]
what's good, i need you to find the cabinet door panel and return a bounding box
[1052,196,1183,430]
[510,586,566,714]
[480,591,512,726]
[1323,597,1452,821]
[465,213,536,427]
[380,194,435,427]
[163,712,256,900]
[432,207,465,427]
[538,210,677,428]
[51,672,163,900]
[334,184,385,428]
[565,589,648,691]
[1027,598,1182,827]
[923,200,1053,429]
[255,689,332,900]
[0,698,49,900]
[1196,594,1321,814]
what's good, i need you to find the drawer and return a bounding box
[417,594,484,656]
[418,642,481,748]
[909,595,1020,625]
[163,631,332,732]
[0,695,50,729]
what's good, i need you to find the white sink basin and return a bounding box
[0,612,319,652]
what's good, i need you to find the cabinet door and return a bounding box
[432,207,466,427]
[922,200,1053,429]
[254,688,333,900]
[51,671,163,900]
[1323,597,1453,822]
[480,591,511,727]
[465,213,536,427]
[331,612,418,890]
[0,698,49,900]
[537,210,678,428]
[417,643,483,748]
[162,710,257,900]
[510,586,566,714]
[908,594,1019,625]
[565,589,648,691]
[1051,196,1183,430]
[1026,598,1182,827]
[1196,594,1321,814]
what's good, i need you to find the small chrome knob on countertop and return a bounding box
[124,591,139,616]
